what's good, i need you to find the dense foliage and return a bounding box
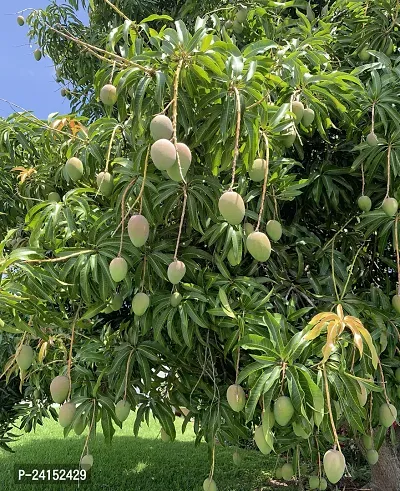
[3,0,400,488]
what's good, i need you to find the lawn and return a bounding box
[0,413,293,491]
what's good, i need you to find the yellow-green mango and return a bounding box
[167,260,186,284]
[218,191,245,225]
[16,345,34,371]
[266,220,282,241]
[128,214,149,247]
[150,115,173,141]
[115,400,131,422]
[65,157,83,181]
[166,142,192,182]
[59,402,76,427]
[50,375,70,404]
[132,292,150,316]
[274,396,294,426]
[151,139,176,170]
[226,384,246,412]
[109,257,128,282]
[246,231,271,262]
[323,449,346,484]
[99,84,117,105]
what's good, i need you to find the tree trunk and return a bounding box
[370,440,400,491]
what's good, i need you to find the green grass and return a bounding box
[0,413,293,491]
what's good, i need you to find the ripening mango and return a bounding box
[100,84,117,105]
[218,191,245,225]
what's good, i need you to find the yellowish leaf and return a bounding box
[309,312,338,326]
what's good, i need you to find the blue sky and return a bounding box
[0,1,87,119]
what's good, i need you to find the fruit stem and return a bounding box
[289,90,303,145]
[171,59,186,186]
[377,358,391,406]
[385,144,392,199]
[322,364,341,452]
[272,187,279,220]
[104,125,121,173]
[371,101,375,134]
[116,178,137,254]
[67,307,80,400]
[140,256,147,291]
[229,86,242,191]
[160,100,173,114]
[296,445,301,482]
[173,190,188,261]
[395,215,400,296]
[123,349,135,401]
[171,59,188,261]
[209,443,216,480]
[279,361,287,395]
[234,345,241,384]
[115,144,150,242]
[109,61,116,84]
[315,436,321,478]
[103,0,132,22]
[80,399,96,465]
[369,392,373,436]
[256,132,270,232]
[361,161,365,196]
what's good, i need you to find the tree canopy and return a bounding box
[2,0,400,489]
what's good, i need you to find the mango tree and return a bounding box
[2,1,400,490]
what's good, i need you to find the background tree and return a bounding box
[2,1,400,490]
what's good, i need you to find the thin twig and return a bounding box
[340,242,366,300]
[331,241,340,302]
[322,217,355,251]
[246,92,270,110]
[14,250,94,264]
[229,87,242,191]
[256,132,270,231]
[0,98,86,142]
[45,23,153,74]
[103,0,132,21]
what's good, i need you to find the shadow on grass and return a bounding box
[0,435,289,491]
